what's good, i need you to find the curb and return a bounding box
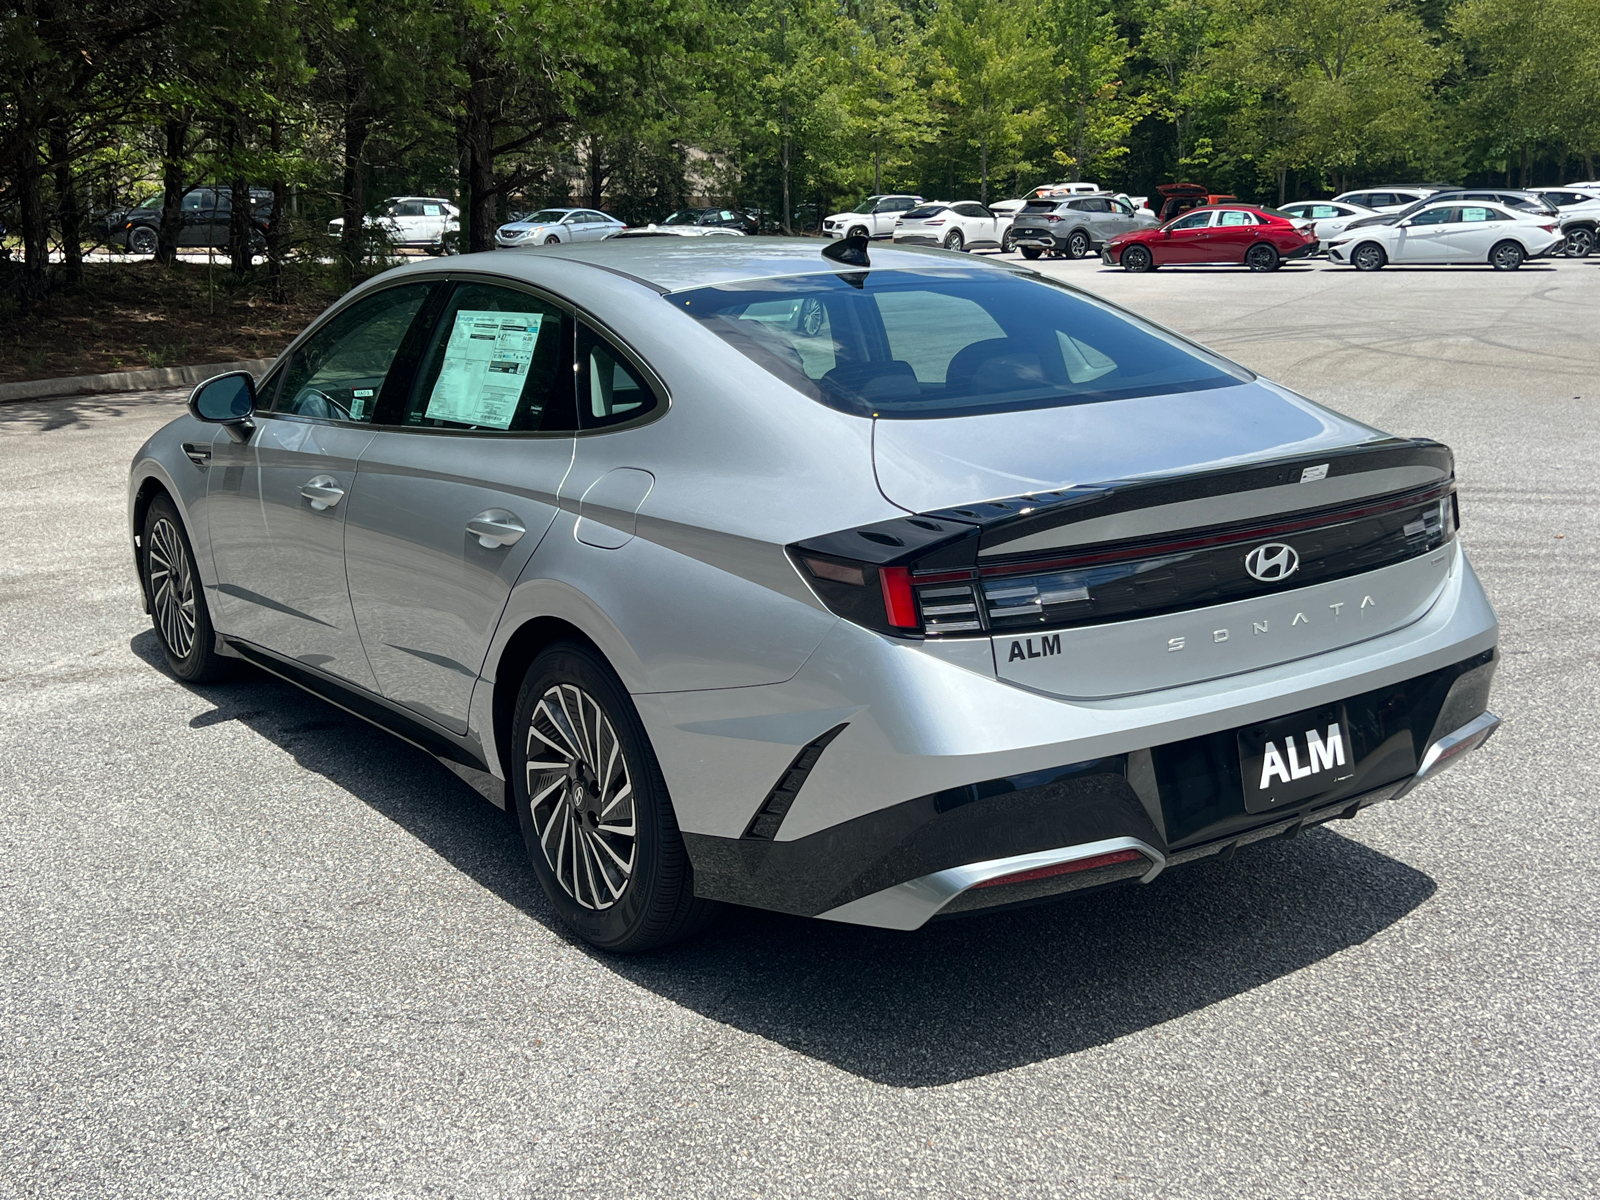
[0,358,274,404]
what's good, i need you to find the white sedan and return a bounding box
[1278,200,1377,249]
[1326,201,1564,270]
[890,201,1010,252]
[495,208,625,247]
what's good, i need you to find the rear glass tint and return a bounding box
[669,269,1250,419]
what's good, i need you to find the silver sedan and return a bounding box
[129,238,1501,951]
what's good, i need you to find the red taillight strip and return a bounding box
[950,482,1453,580]
[879,566,919,628]
[970,848,1145,890]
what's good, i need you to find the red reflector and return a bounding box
[971,849,1144,890]
[879,566,918,629]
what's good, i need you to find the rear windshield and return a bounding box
[902,205,948,219]
[670,269,1251,419]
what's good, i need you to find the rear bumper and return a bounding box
[682,648,1498,926]
[892,234,942,246]
[1284,240,1319,260]
[1011,231,1066,249]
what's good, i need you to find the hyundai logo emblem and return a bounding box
[1245,542,1300,582]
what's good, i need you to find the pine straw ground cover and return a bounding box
[0,260,347,385]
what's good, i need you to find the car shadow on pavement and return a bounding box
[141,631,1438,1089]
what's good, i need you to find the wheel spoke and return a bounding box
[528,773,566,807]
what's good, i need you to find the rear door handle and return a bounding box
[300,476,345,510]
[466,509,526,548]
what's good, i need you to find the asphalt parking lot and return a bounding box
[2,255,1596,1199]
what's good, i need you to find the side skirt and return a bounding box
[223,638,506,808]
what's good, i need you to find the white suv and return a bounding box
[822,195,923,240]
[327,196,460,253]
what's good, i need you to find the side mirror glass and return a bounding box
[188,371,256,442]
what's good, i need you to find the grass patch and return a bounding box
[0,260,348,384]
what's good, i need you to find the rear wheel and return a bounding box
[142,496,232,683]
[1564,226,1594,257]
[944,229,965,252]
[1000,227,1013,254]
[1065,229,1091,259]
[1351,242,1387,272]
[1121,244,1154,273]
[1019,246,1043,261]
[128,226,158,256]
[1245,242,1280,272]
[512,642,720,953]
[1489,240,1524,270]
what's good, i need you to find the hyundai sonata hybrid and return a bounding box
[129,236,1500,952]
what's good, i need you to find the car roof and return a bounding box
[487,235,1031,293]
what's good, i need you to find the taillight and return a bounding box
[790,515,981,638]
[1042,214,1063,223]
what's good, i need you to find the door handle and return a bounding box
[466,509,526,548]
[300,475,345,511]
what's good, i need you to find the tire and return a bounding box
[544,235,560,246]
[142,495,232,683]
[1490,240,1524,271]
[1351,242,1387,272]
[512,642,721,953]
[1245,243,1280,272]
[1020,246,1043,261]
[944,229,966,252]
[128,226,158,256]
[1564,226,1594,258]
[1121,244,1154,273]
[848,225,869,241]
[1000,228,1013,254]
[1065,229,1091,260]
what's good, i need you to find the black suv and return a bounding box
[112,186,274,255]
[660,207,758,235]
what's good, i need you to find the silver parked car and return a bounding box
[495,208,624,248]
[129,238,1501,952]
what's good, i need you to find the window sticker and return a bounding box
[423,310,544,428]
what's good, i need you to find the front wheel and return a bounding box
[1563,226,1594,258]
[512,642,720,952]
[128,226,158,256]
[944,229,965,252]
[143,495,232,683]
[1019,246,1043,261]
[1121,244,1154,273]
[544,234,560,246]
[1065,229,1091,259]
[848,225,869,241]
[1490,240,1524,270]
[1351,242,1387,272]
[1245,242,1280,272]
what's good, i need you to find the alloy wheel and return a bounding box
[147,517,196,659]
[525,684,637,911]
[1564,227,1594,257]
[1352,244,1386,272]
[1122,245,1153,272]
[944,229,965,252]
[1246,243,1279,271]
[1491,241,1523,270]
[1067,231,1090,259]
[129,227,157,255]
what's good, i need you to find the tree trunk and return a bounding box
[49,119,83,288]
[980,125,988,204]
[268,118,287,303]
[158,117,186,265]
[340,70,371,281]
[874,145,881,194]
[1277,165,1287,207]
[18,138,50,302]
[587,135,604,209]
[464,66,498,253]
[780,10,792,236]
[229,112,251,277]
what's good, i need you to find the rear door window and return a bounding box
[401,283,575,433]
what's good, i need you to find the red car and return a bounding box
[1102,205,1317,272]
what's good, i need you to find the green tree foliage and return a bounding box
[4,0,1597,303]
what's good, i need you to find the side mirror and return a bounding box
[188,371,256,443]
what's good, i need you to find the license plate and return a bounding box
[1237,703,1356,814]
